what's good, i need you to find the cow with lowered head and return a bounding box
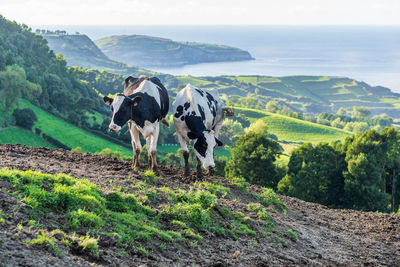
[103,76,169,171]
[174,84,231,177]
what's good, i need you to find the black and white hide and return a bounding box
[103,76,169,171]
[173,84,225,177]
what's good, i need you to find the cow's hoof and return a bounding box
[133,163,141,170]
[207,168,215,176]
[196,172,204,179]
[152,166,159,175]
[184,169,191,177]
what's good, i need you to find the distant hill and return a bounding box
[95,34,253,67]
[41,32,400,118]
[167,75,400,118]
[42,33,151,75]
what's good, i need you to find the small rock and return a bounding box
[232,250,240,259]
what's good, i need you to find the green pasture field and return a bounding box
[0,127,56,148]
[15,99,132,156]
[232,107,351,144]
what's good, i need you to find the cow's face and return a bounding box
[192,130,223,170]
[103,95,141,132]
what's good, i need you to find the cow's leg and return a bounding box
[207,167,215,176]
[146,136,152,167]
[129,123,142,168]
[208,121,222,176]
[196,156,203,179]
[177,132,190,176]
[149,124,159,172]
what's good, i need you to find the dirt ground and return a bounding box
[1,144,400,266]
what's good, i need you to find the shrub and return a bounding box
[13,108,37,130]
[226,131,283,188]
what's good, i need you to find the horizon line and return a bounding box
[31,23,400,27]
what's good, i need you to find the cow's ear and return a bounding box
[103,96,113,106]
[215,137,223,147]
[187,132,197,139]
[131,96,142,107]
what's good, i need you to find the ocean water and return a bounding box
[35,25,400,92]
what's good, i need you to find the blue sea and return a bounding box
[35,25,400,92]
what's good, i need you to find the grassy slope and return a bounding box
[0,127,56,148]
[43,34,152,76]
[0,166,288,264]
[233,107,351,143]
[16,99,132,156]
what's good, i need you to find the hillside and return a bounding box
[14,99,132,155]
[42,33,151,75]
[0,144,399,266]
[169,75,400,118]
[95,35,253,67]
[234,107,351,143]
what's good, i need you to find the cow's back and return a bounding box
[174,84,224,131]
[133,77,169,119]
[149,77,169,119]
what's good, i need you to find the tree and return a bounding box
[245,119,268,134]
[226,131,282,188]
[215,156,228,177]
[352,106,371,118]
[337,108,347,116]
[380,127,400,212]
[218,118,245,147]
[13,108,37,130]
[343,130,390,211]
[344,122,369,133]
[277,143,346,207]
[266,101,279,113]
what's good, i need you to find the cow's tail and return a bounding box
[161,118,170,127]
[223,108,235,117]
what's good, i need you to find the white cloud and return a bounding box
[0,0,399,25]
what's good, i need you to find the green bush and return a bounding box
[13,108,37,130]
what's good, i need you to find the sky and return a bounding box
[0,0,399,25]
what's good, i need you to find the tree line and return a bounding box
[227,127,400,213]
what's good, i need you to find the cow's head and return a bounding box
[103,94,142,132]
[188,129,223,170]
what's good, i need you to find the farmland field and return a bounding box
[233,107,351,143]
[14,99,133,156]
[0,127,56,148]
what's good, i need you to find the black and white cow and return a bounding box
[173,84,228,177]
[103,76,169,171]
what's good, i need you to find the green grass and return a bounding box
[301,76,331,82]
[235,76,259,84]
[176,76,214,87]
[0,127,56,148]
[15,99,132,156]
[233,107,351,143]
[0,168,288,254]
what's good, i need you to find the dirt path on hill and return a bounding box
[0,144,400,266]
